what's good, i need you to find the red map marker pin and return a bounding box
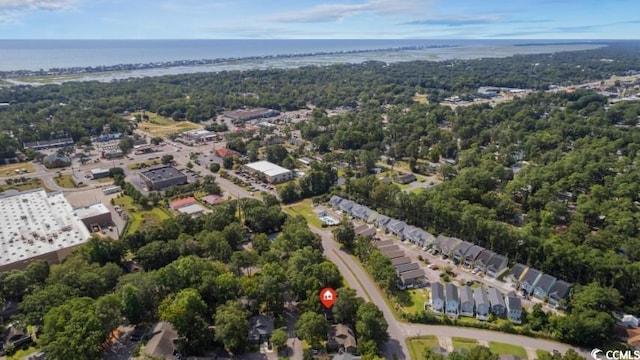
[319,287,337,309]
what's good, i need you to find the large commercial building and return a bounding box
[23,137,74,150]
[74,203,113,229]
[244,160,293,183]
[139,165,188,190]
[224,108,280,122]
[0,189,92,272]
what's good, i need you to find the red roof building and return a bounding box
[215,148,240,158]
[170,197,197,210]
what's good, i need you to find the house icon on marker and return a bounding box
[323,289,334,301]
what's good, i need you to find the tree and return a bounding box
[121,284,143,324]
[333,217,355,250]
[332,287,364,324]
[150,137,163,145]
[270,328,288,352]
[209,162,221,173]
[355,302,388,348]
[278,182,300,204]
[571,282,622,313]
[159,288,210,354]
[295,311,327,348]
[223,156,234,169]
[118,136,134,154]
[161,154,174,165]
[186,161,194,169]
[214,300,249,353]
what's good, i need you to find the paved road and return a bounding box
[303,223,591,360]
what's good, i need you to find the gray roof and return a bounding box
[249,315,274,337]
[476,250,497,266]
[445,283,458,302]
[378,245,400,255]
[454,241,473,257]
[355,225,376,238]
[388,220,407,233]
[464,245,485,261]
[329,195,344,208]
[396,262,420,273]
[459,285,473,304]
[488,288,505,307]
[140,165,186,183]
[431,282,445,301]
[535,274,557,293]
[487,254,508,272]
[338,200,355,212]
[507,263,528,280]
[384,250,406,259]
[376,215,392,225]
[374,240,393,248]
[400,269,425,282]
[473,287,489,307]
[549,280,572,301]
[522,268,542,285]
[438,235,462,253]
[349,204,364,216]
[506,295,522,311]
[391,256,412,266]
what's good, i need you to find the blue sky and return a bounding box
[0,0,638,39]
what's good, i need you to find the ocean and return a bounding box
[0,39,606,83]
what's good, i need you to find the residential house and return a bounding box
[373,240,393,248]
[383,249,405,260]
[488,288,506,317]
[475,250,497,273]
[486,255,508,278]
[435,235,462,258]
[505,292,523,324]
[430,282,445,314]
[474,288,490,321]
[463,245,485,268]
[459,285,474,317]
[506,264,529,285]
[378,245,400,254]
[351,205,375,222]
[548,280,572,307]
[338,200,355,213]
[400,225,419,242]
[329,195,344,208]
[393,173,417,184]
[391,256,412,266]
[453,241,473,263]
[532,274,557,300]
[248,315,274,344]
[387,220,407,237]
[375,215,392,231]
[395,262,420,275]
[354,224,376,239]
[348,204,364,219]
[445,283,459,318]
[398,269,425,289]
[327,324,357,355]
[520,268,542,296]
[144,322,179,360]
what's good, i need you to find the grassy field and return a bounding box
[283,198,324,228]
[451,337,479,350]
[6,346,40,360]
[132,111,202,137]
[15,74,85,84]
[0,178,47,193]
[114,195,171,235]
[54,174,77,188]
[489,342,528,358]
[394,288,429,314]
[536,349,550,359]
[0,162,36,177]
[407,336,439,360]
[413,94,430,104]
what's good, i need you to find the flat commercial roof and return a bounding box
[0,189,91,269]
[140,165,186,182]
[245,160,291,177]
[74,203,111,220]
[177,203,207,215]
[90,168,109,174]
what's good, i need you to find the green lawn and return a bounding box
[6,346,40,360]
[489,342,528,358]
[114,195,171,235]
[536,349,551,359]
[0,178,47,193]
[451,337,479,350]
[283,198,324,228]
[54,174,77,188]
[0,162,36,177]
[394,288,429,314]
[407,336,439,360]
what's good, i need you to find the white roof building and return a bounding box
[0,189,92,272]
[244,160,293,183]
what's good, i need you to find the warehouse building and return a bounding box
[224,108,280,122]
[139,165,188,190]
[0,189,92,272]
[74,203,113,230]
[244,160,293,183]
[90,168,110,179]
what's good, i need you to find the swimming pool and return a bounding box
[319,215,340,226]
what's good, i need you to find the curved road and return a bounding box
[309,224,590,360]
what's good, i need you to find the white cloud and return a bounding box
[268,0,431,23]
[0,0,78,11]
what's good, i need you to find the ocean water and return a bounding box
[0,39,607,72]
